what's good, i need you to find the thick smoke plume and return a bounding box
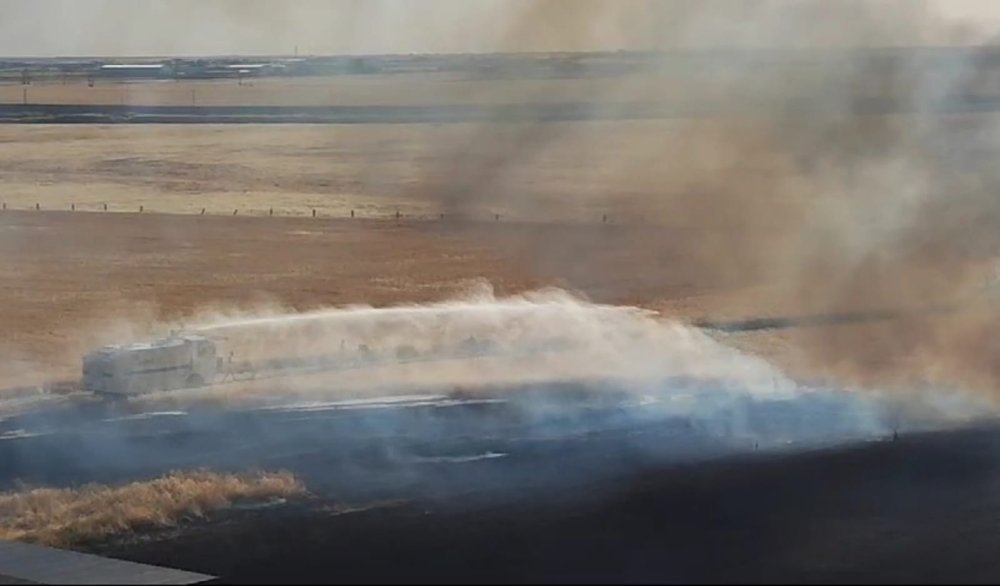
[3,285,988,514]
[0,1,993,56]
[2,0,1000,531]
[0,1,996,402]
[8,285,980,506]
[380,1,1000,397]
[126,283,982,427]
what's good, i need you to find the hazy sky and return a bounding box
[0,0,998,57]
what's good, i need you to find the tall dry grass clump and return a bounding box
[0,469,305,546]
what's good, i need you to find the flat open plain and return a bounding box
[2,72,1000,584]
[0,113,995,391]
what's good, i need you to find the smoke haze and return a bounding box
[8,285,981,508]
[372,1,1000,396]
[0,0,995,56]
[3,2,1000,433]
[7,2,1000,551]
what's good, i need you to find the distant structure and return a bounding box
[98,63,171,80]
[225,63,272,73]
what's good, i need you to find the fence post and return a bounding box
[494,213,500,221]
[139,205,143,213]
[103,203,108,211]
[602,214,607,223]
[395,209,400,220]
[35,203,39,211]
[312,209,316,217]
[200,208,206,215]
[269,207,273,216]
[350,209,355,218]
[71,203,75,211]
[233,209,238,216]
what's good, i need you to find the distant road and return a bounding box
[2,95,1000,124]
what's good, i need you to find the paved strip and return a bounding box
[0,541,212,585]
[3,95,1000,124]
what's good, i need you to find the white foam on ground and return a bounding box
[258,395,507,414]
[136,285,991,452]
[255,394,449,410]
[102,411,188,423]
[0,429,48,440]
[411,451,509,464]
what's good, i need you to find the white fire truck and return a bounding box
[82,335,220,396]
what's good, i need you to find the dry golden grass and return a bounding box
[0,106,996,393]
[0,118,813,220]
[0,469,306,546]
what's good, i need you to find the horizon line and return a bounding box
[3,44,1000,61]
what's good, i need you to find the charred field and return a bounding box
[76,419,1000,585]
[3,378,1000,584]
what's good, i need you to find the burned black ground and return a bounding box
[3,383,999,583]
[79,423,1000,584]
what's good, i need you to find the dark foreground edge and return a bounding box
[86,422,1000,584]
[0,540,213,585]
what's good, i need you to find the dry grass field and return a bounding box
[4,76,1000,583]
[0,210,778,387]
[0,80,997,399]
[0,119,810,220]
[0,73,701,108]
[0,469,304,546]
[0,207,992,394]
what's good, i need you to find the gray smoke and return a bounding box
[3,0,1000,513]
[381,1,1000,396]
[6,286,982,503]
